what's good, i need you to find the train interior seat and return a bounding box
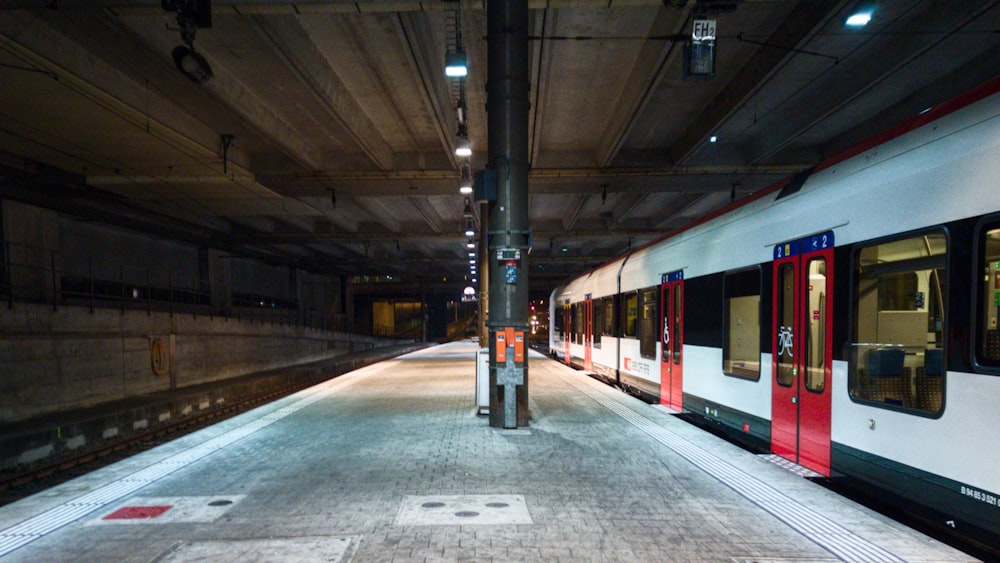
[864,347,910,407]
[915,347,943,411]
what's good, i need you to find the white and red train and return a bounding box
[549,76,1000,541]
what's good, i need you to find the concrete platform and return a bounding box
[0,342,978,562]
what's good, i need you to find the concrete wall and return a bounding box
[0,303,381,424]
[2,201,346,326]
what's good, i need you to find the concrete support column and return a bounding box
[478,202,489,348]
[486,0,530,429]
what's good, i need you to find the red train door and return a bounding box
[584,297,593,370]
[659,270,684,410]
[563,303,571,364]
[771,232,834,476]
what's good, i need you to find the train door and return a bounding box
[659,271,684,410]
[771,232,834,476]
[584,296,593,370]
[563,303,571,364]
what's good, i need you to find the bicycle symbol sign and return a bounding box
[777,326,794,358]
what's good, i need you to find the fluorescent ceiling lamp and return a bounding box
[846,2,874,26]
[846,12,871,26]
[445,51,468,77]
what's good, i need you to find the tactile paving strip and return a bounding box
[555,370,906,563]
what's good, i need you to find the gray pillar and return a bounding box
[478,202,489,348]
[487,0,530,429]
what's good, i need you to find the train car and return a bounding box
[549,75,1000,541]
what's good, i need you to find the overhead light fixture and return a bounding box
[846,1,874,26]
[464,219,475,237]
[466,239,475,249]
[172,45,213,83]
[445,50,468,77]
[455,136,472,158]
[165,0,214,84]
[468,252,476,257]
[709,135,718,143]
[463,197,474,218]
[460,166,473,194]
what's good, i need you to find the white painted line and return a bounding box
[555,369,906,563]
[155,536,359,562]
[0,365,380,558]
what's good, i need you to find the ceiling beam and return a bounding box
[667,0,841,166]
[251,15,395,170]
[0,1,673,12]
[528,6,551,167]
[353,197,402,233]
[595,4,691,167]
[609,193,649,230]
[243,227,671,244]
[395,11,460,169]
[742,1,999,164]
[562,193,588,232]
[407,196,444,233]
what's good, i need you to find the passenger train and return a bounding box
[549,76,1000,542]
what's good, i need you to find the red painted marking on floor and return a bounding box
[102,505,172,520]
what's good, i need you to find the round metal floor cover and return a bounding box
[394,495,532,526]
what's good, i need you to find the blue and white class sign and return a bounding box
[774,231,834,260]
[661,269,684,284]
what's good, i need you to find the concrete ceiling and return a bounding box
[2,0,999,298]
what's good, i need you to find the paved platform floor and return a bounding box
[0,342,978,562]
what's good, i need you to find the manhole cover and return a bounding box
[395,495,532,526]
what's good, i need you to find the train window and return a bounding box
[554,304,564,343]
[723,268,761,380]
[775,263,795,387]
[566,303,574,343]
[602,296,616,337]
[849,231,946,415]
[593,298,603,348]
[977,225,1000,368]
[573,302,584,345]
[624,292,638,337]
[804,258,827,393]
[639,287,658,359]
